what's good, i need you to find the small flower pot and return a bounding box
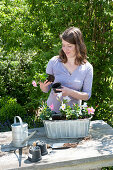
[36,141,48,156]
[52,82,62,93]
[52,113,62,120]
[43,118,91,139]
[28,146,42,162]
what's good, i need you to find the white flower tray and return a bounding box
[43,119,90,139]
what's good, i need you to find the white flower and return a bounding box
[63,96,71,102]
[78,110,82,116]
[82,102,87,109]
[56,92,62,100]
[60,103,66,111]
[79,105,82,110]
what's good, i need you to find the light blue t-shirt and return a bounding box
[46,56,93,113]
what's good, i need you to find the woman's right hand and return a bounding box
[39,80,52,92]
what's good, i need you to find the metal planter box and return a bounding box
[43,119,90,139]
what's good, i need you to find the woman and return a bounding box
[39,27,93,113]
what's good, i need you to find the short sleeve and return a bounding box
[82,64,93,100]
[46,59,54,75]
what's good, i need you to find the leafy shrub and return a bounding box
[0,96,17,109]
[0,102,27,125]
[0,119,12,132]
[34,73,48,83]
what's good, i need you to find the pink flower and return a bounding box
[87,107,95,114]
[32,80,37,87]
[49,104,54,111]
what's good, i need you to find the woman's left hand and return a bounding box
[56,86,88,100]
[56,86,71,96]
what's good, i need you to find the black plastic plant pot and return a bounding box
[52,82,62,93]
[36,141,48,156]
[47,74,55,82]
[52,113,62,120]
[28,146,42,162]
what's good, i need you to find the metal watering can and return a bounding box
[11,116,37,148]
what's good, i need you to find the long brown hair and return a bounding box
[59,27,87,65]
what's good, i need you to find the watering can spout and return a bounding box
[21,130,37,145]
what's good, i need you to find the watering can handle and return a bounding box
[14,116,23,126]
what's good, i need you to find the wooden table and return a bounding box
[0,120,113,170]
